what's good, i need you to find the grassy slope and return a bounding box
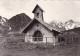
[0,39,79,56]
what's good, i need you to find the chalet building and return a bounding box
[58,28,80,44]
[22,5,60,45]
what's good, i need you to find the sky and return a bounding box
[0,0,80,23]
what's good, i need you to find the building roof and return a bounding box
[32,4,44,13]
[36,19,61,32]
[22,18,61,33]
[21,4,61,33]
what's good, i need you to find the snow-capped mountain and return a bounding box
[64,20,80,30]
[50,19,80,31]
[57,22,64,28]
[0,16,8,25]
[0,16,11,36]
[50,20,58,27]
[50,20,66,31]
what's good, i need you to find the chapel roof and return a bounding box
[22,18,61,33]
[22,4,61,33]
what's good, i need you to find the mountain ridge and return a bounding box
[7,13,31,32]
[50,19,80,31]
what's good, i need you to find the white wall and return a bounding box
[25,22,56,44]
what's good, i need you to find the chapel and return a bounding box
[22,4,60,45]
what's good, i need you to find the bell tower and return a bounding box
[32,4,44,21]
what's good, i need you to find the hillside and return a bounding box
[7,13,31,32]
[0,16,10,36]
[0,16,8,25]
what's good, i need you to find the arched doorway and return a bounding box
[33,30,43,41]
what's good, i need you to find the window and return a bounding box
[58,37,65,42]
[36,13,39,18]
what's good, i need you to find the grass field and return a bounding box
[0,43,80,56]
[0,36,80,56]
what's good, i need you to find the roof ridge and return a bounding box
[22,18,60,33]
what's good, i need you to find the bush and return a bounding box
[2,39,55,50]
[2,37,25,49]
[36,43,55,50]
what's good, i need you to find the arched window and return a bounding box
[33,30,43,41]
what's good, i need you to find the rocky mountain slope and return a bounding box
[0,16,8,25]
[0,16,10,36]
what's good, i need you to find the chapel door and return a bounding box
[33,30,43,41]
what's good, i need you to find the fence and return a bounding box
[25,37,57,45]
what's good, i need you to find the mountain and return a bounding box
[50,20,66,31]
[0,16,8,25]
[0,16,10,36]
[65,20,80,30]
[50,19,80,31]
[0,23,9,35]
[7,13,31,32]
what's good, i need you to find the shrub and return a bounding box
[2,37,25,49]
